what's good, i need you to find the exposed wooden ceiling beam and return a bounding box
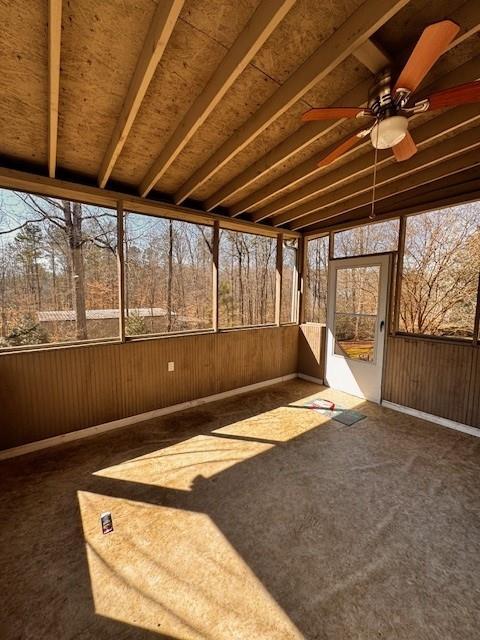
[48,0,62,178]
[139,0,296,198]
[0,166,299,239]
[352,38,391,73]
[173,0,410,205]
[270,104,480,226]
[204,77,371,211]
[248,55,480,221]
[444,0,480,49]
[304,169,480,236]
[290,132,480,230]
[98,0,184,189]
[230,12,480,219]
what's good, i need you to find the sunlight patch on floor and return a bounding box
[78,491,303,640]
[93,435,272,490]
[213,404,330,442]
[287,388,366,413]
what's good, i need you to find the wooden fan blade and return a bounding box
[302,107,370,122]
[318,131,365,167]
[424,80,480,111]
[394,20,460,93]
[392,131,417,161]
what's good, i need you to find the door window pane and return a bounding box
[335,266,379,315]
[334,264,380,363]
[334,314,376,361]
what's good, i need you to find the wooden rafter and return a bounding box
[352,38,391,73]
[173,0,410,205]
[290,134,480,230]
[304,168,480,236]
[48,0,62,178]
[98,0,184,189]
[139,0,296,198]
[271,104,480,226]
[228,9,480,218]
[249,55,480,222]
[204,77,370,211]
[444,0,480,49]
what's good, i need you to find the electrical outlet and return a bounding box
[168,361,174,372]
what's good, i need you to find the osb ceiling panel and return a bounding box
[376,0,468,55]
[57,0,157,178]
[152,64,282,194]
[118,0,364,192]
[242,119,374,212]
[110,1,256,186]
[1,0,479,232]
[0,0,48,166]
[154,0,367,198]
[218,57,372,208]
[250,0,364,83]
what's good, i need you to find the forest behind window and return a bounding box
[281,239,298,324]
[219,230,276,328]
[400,203,480,338]
[124,213,213,335]
[0,189,118,347]
[305,236,328,323]
[333,219,399,258]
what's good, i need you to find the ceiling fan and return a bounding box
[302,20,480,167]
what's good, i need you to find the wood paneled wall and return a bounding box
[298,323,325,381]
[383,336,480,427]
[0,326,298,449]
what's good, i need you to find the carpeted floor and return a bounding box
[1,379,480,639]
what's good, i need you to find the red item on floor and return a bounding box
[309,399,336,411]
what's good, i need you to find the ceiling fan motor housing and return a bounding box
[368,68,396,118]
[368,68,408,149]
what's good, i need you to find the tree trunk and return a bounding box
[63,201,87,340]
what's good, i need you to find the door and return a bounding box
[325,254,390,403]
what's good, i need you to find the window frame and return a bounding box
[122,208,215,338]
[393,204,480,344]
[0,185,301,354]
[218,226,278,330]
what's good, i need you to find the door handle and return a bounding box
[380,320,385,332]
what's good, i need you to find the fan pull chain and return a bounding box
[370,122,380,220]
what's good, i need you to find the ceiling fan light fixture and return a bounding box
[370,115,408,149]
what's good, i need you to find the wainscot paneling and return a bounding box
[383,336,479,428]
[298,323,325,381]
[0,325,298,449]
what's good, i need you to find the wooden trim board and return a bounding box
[382,400,480,438]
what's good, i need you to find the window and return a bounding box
[0,189,118,348]
[124,213,213,335]
[334,265,380,362]
[219,230,275,328]
[399,203,480,339]
[281,239,298,323]
[333,219,399,258]
[305,236,329,323]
